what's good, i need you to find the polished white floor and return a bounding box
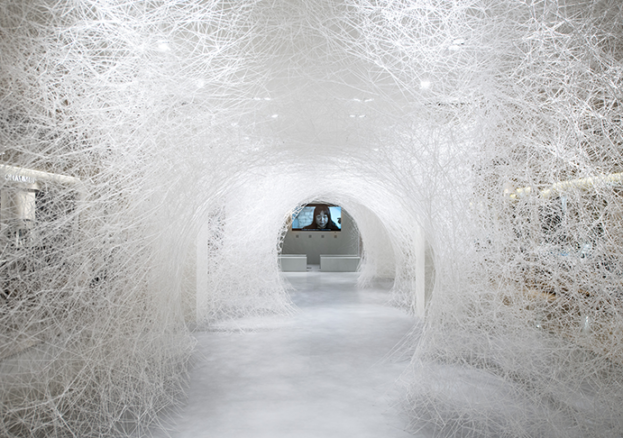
[152,271,418,438]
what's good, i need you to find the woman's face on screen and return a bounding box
[315,211,329,229]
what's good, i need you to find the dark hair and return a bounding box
[311,205,332,226]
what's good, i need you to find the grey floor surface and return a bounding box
[152,271,419,438]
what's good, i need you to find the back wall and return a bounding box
[281,208,360,264]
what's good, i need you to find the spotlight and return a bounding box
[156,40,171,52]
[449,38,466,51]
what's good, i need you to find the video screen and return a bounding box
[292,204,341,231]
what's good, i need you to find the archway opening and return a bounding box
[279,201,360,272]
[276,198,401,289]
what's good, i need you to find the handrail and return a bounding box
[506,172,623,200]
[0,164,81,186]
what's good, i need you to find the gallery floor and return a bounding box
[149,270,419,438]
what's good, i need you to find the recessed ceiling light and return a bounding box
[156,40,170,52]
[449,38,466,51]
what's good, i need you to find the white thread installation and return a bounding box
[1,0,622,437]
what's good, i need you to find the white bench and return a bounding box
[320,255,360,272]
[278,254,307,272]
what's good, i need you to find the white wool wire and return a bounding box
[1,0,622,437]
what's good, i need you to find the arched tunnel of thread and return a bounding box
[1,0,623,437]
